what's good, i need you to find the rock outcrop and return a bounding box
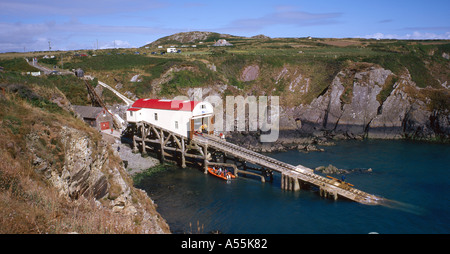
[240,64,260,82]
[292,64,449,141]
[27,124,170,233]
[224,63,448,151]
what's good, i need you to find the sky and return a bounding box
[0,0,449,52]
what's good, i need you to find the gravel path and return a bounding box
[111,142,160,175]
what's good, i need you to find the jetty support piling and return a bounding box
[281,174,301,191]
[203,144,208,174]
[181,138,186,168]
[160,128,165,163]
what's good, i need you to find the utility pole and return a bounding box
[48,41,52,51]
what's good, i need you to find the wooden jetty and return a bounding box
[128,120,384,205]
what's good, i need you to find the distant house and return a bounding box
[167,47,177,53]
[26,71,41,76]
[212,39,233,46]
[72,105,114,131]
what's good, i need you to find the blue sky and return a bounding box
[0,0,449,52]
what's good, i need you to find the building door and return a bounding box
[100,121,110,130]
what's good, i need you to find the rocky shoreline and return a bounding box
[225,131,334,153]
[225,126,448,154]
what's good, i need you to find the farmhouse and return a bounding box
[72,105,114,131]
[126,99,214,139]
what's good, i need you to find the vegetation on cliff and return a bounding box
[0,73,170,233]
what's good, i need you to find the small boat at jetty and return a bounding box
[207,166,235,180]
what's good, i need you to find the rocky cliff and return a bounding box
[283,63,449,141]
[0,82,170,233]
[27,124,170,233]
[224,62,449,151]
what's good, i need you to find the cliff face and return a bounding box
[280,63,449,141]
[0,83,170,234]
[29,126,108,200]
[27,124,170,233]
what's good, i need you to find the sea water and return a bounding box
[135,140,450,234]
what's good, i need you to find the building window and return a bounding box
[154,113,158,121]
[201,104,206,109]
[175,121,178,129]
[130,111,133,117]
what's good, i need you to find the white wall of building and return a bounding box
[127,101,213,138]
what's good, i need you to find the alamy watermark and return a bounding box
[173,88,280,142]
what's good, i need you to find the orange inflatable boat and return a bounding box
[207,167,236,180]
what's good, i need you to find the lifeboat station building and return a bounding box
[126,99,214,139]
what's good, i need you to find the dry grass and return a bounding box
[0,90,169,234]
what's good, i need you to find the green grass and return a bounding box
[363,53,440,88]
[377,75,398,105]
[62,54,182,75]
[0,58,39,72]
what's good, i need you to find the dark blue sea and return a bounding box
[135,140,450,234]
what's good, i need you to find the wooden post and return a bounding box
[293,177,300,191]
[181,138,186,168]
[141,124,146,155]
[281,174,285,190]
[203,144,208,174]
[132,133,138,153]
[160,129,165,163]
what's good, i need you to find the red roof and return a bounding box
[130,99,200,112]
[127,108,141,111]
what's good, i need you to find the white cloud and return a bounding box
[99,40,131,49]
[361,31,450,40]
